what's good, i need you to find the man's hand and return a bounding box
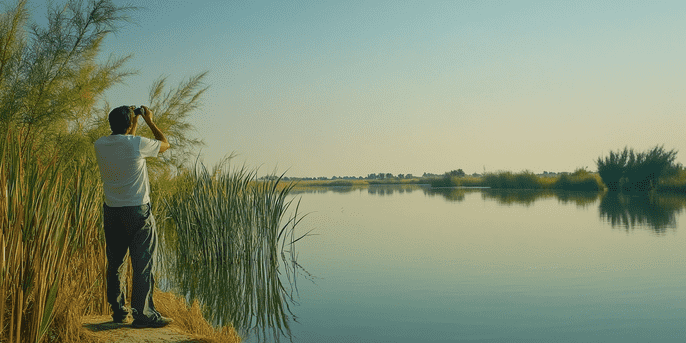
[126,106,141,135]
[141,105,154,124]
[140,106,170,153]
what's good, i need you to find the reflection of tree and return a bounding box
[291,185,420,195]
[367,185,418,196]
[290,186,360,195]
[556,191,601,208]
[368,186,390,196]
[423,188,478,202]
[481,190,555,206]
[329,186,357,194]
[478,189,602,207]
[598,192,686,232]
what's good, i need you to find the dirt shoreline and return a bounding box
[81,315,217,343]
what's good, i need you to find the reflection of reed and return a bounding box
[477,189,601,207]
[556,191,601,208]
[367,184,418,196]
[481,189,555,206]
[162,164,309,342]
[291,184,422,195]
[423,188,481,202]
[598,193,686,232]
[290,186,363,195]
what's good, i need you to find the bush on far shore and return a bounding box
[655,169,686,194]
[597,146,679,192]
[551,169,604,191]
[428,169,605,191]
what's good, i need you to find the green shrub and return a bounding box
[655,169,686,194]
[622,146,677,192]
[597,146,678,192]
[552,172,604,191]
[597,148,629,191]
[428,176,457,187]
[482,171,543,190]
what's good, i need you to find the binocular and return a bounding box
[133,107,145,116]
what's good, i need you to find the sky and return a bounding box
[45,0,686,177]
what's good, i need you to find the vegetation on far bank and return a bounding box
[597,146,683,193]
[290,148,686,194]
[287,178,423,188]
[292,170,607,192]
[426,168,605,191]
[289,169,686,194]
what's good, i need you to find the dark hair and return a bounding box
[108,106,133,134]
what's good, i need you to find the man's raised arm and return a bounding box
[141,106,170,153]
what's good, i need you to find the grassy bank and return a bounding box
[291,172,605,192]
[427,169,605,191]
[1,128,305,342]
[654,170,686,194]
[429,167,686,194]
[0,130,226,342]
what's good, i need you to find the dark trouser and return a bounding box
[103,203,160,321]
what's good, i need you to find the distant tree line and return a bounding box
[277,149,686,194]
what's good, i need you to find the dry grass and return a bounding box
[1,128,244,342]
[153,290,241,343]
[1,128,109,343]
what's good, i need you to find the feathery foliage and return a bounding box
[0,0,134,146]
[143,73,208,173]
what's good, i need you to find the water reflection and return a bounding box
[281,186,686,342]
[598,192,686,233]
[367,184,419,196]
[556,191,600,208]
[290,184,424,195]
[290,186,361,195]
[422,187,481,202]
[480,189,557,206]
[293,185,686,233]
[425,188,602,207]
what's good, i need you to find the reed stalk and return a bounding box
[1,128,108,342]
[161,160,308,342]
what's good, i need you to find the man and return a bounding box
[94,105,172,328]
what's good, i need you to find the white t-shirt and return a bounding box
[94,135,161,207]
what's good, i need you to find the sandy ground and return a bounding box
[81,315,212,343]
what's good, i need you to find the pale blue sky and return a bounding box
[89,0,686,177]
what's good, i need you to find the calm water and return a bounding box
[240,186,686,342]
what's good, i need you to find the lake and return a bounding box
[239,185,686,342]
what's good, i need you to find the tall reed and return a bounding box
[1,128,108,343]
[162,160,307,342]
